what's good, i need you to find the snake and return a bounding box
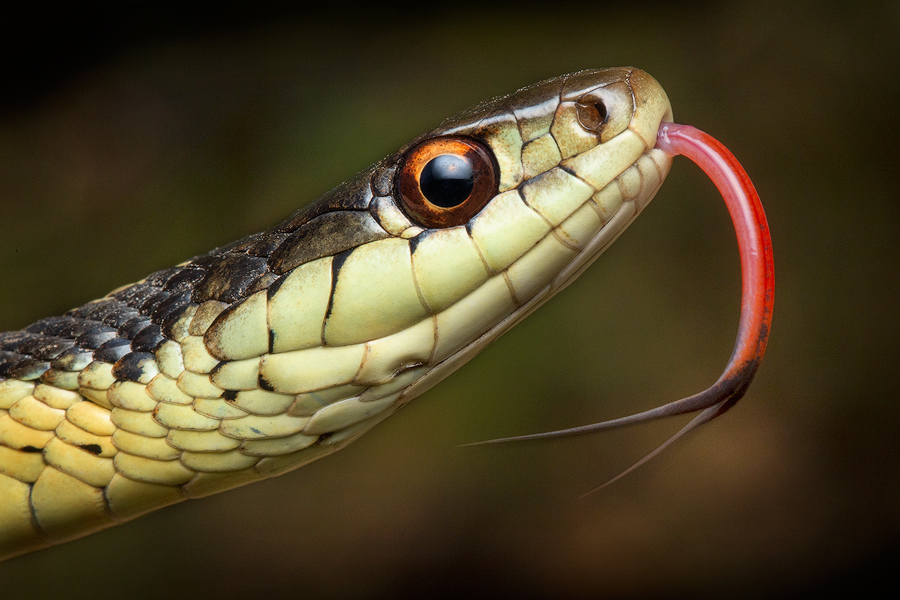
[0,67,773,562]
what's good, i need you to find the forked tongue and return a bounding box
[466,123,775,494]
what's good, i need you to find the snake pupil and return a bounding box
[419,155,474,208]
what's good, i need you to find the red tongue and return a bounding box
[655,123,774,390]
[467,123,775,491]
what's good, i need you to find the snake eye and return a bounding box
[396,136,498,228]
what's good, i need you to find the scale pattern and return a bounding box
[0,67,673,561]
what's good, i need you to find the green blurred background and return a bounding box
[0,2,897,598]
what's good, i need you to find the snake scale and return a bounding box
[0,68,681,561]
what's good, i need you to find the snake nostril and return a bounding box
[575,98,608,132]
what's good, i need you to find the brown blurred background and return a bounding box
[1,2,897,598]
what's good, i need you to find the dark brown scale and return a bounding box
[51,346,95,371]
[141,267,182,288]
[74,328,117,350]
[138,291,171,317]
[0,353,26,374]
[101,307,141,328]
[112,282,160,308]
[159,305,195,340]
[273,169,374,234]
[206,232,266,256]
[245,272,280,296]
[92,338,132,363]
[371,162,398,197]
[69,298,122,322]
[117,317,152,340]
[269,210,390,275]
[77,321,117,337]
[51,317,98,339]
[184,252,220,271]
[130,325,164,352]
[151,291,193,324]
[507,77,566,122]
[24,317,74,337]
[0,332,37,351]
[243,233,290,259]
[229,231,285,256]
[5,358,51,381]
[191,253,269,304]
[112,352,156,383]
[15,337,75,361]
[162,268,207,293]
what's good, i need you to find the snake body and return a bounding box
[0,68,672,561]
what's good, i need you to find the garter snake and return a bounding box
[0,67,701,561]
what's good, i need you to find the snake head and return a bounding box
[380,68,676,398]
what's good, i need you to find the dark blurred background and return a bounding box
[1,2,897,598]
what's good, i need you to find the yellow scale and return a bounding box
[0,68,673,561]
